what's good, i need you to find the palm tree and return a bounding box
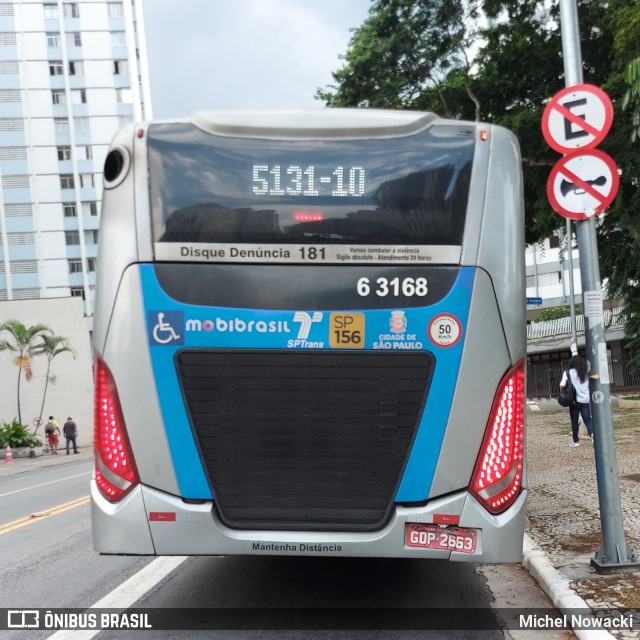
[0,320,52,423]
[35,334,75,434]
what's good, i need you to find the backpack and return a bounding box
[45,422,54,434]
[557,370,577,407]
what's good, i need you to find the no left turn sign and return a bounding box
[542,84,613,154]
[547,149,619,220]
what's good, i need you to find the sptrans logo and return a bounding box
[289,311,324,348]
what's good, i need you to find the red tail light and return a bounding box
[470,360,525,515]
[94,355,139,502]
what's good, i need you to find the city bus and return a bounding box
[92,109,526,562]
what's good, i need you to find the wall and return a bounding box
[0,297,93,446]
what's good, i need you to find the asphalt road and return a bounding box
[0,460,566,640]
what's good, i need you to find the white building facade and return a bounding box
[0,0,151,316]
[525,234,583,311]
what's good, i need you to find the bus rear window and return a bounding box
[148,123,474,246]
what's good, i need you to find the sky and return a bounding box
[140,0,372,120]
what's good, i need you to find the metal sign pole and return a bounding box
[566,218,578,355]
[559,0,638,572]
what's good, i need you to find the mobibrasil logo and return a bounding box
[149,310,324,346]
[185,317,292,334]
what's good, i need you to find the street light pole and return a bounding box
[559,0,638,572]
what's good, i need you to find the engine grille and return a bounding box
[177,350,434,531]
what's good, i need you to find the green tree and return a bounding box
[35,334,75,435]
[0,320,52,423]
[316,0,480,117]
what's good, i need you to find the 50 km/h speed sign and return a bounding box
[547,149,619,220]
[542,84,613,154]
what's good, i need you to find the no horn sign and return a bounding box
[547,149,619,220]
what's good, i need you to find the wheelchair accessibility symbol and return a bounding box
[148,311,184,346]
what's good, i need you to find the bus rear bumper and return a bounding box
[92,482,527,562]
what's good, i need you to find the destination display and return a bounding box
[148,123,474,249]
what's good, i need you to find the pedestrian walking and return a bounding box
[45,416,60,454]
[63,417,79,454]
[560,355,594,447]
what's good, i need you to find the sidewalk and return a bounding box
[0,446,93,477]
[524,400,640,639]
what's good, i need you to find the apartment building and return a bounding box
[0,0,151,316]
[525,234,582,313]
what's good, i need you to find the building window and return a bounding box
[549,235,560,249]
[5,204,32,216]
[85,230,98,244]
[108,3,124,18]
[0,61,18,74]
[13,288,40,300]
[67,32,81,47]
[0,32,16,45]
[0,119,24,131]
[46,32,60,47]
[52,90,66,105]
[75,117,90,132]
[87,258,97,272]
[116,88,133,103]
[11,260,38,274]
[76,145,92,160]
[44,4,58,19]
[0,89,21,103]
[49,61,64,76]
[57,146,72,160]
[8,232,35,245]
[63,203,77,217]
[2,175,30,189]
[82,201,98,216]
[63,3,79,18]
[80,174,94,188]
[114,60,128,75]
[60,174,75,189]
[54,118,70,134]
[68,61,83,75]
[0,147,27,160]
[71,89,86,104]
[70,286,85,299]
[111,31,127,47]
[65,231,80,245]
[68,259,82,273]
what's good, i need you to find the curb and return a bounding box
[522,534,614,640]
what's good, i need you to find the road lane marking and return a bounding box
[0,471,91,498]
[47,556,188,640]
[0,495,90,535]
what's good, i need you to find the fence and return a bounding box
[526,307,625,340]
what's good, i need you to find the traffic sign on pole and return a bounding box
[542,83,613,154]
[547,149,619,220]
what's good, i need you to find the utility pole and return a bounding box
[559,0,639,573]
[565,218,578,355]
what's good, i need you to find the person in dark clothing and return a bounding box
[63,417,79,454]
[560,355,594,447]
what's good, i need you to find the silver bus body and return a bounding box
[92,109,526,562]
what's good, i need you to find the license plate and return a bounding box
[405,523,477,554]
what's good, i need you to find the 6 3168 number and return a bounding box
[357,277,428,297]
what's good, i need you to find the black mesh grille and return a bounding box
[177,350,435,531]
